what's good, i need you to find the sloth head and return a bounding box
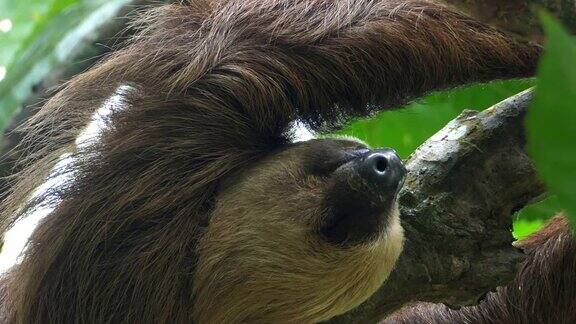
[193,138,406,323]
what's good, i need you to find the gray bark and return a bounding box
[330,90,545,323]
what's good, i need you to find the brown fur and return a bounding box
[0,0,544,323]
[384,215,576,324]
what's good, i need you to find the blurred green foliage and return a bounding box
[337,80,535,159]
[0,0,129,130]
[527,14,576,230]
[0,2,571,238]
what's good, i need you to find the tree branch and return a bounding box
[330,89,545,323]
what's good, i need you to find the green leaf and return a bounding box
[527,13,576,228]
[513,218,545,239]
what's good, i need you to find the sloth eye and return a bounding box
[304,148,368,176]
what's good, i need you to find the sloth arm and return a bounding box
[6,0,544,226]
[118,0,542,138]
[19,0,543,160]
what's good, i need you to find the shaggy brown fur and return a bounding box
[385,215,576,324]
[0,0,554,323]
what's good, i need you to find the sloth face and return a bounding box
[193,138,406,323]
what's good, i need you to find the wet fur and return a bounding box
[0,0,555,323]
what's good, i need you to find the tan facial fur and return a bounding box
[193,141,404,323]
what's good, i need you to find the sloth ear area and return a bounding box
[287,119,372,149]
[287,120,317,143]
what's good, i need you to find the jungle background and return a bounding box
[0,0,574,269]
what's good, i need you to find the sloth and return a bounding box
[0,0,573,323]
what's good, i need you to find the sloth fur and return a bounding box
[0,0,573,323]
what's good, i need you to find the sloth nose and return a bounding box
[358,149,406,189]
